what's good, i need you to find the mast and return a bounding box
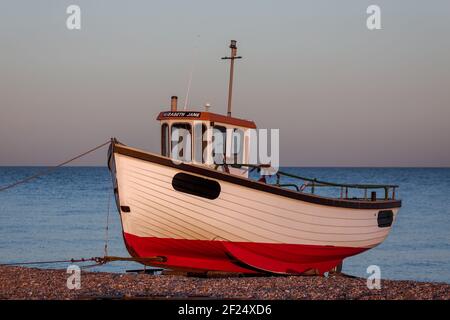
[222,40,242,117]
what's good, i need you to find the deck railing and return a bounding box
[227,163,398,201]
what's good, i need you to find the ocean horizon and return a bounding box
[1,166,449,283]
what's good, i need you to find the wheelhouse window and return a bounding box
[171,123,192,162]
[161,123,169,157]
[194,123,207,163]
[231,128,244,165]
[213,125,226,164]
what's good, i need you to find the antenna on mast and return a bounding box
[183,66,194,111]
[184,35,201,111]
[222,40,242,117]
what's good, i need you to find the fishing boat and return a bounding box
[107,41,401,275]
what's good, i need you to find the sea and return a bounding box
[0,167,449,283]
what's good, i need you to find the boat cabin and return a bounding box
[157,96,257,177]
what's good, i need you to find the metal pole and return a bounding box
[222,40,242,117]
[227,56,235,117]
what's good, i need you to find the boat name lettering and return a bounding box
[163,112,201,118]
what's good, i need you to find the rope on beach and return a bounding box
[0,256,167,268]
[0,140,111,192]
[0,257,100,266]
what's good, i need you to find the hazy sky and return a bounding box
[1,0,449,166]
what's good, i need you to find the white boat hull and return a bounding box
[109,142,401,274]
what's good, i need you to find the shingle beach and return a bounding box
[0,266,448,300]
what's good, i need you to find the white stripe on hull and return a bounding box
[115,153,398,248]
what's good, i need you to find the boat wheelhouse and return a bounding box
[156,98,257,178]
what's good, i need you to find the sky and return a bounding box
[0,0,449,166]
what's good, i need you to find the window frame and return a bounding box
[213,125,227,165]
[161,123,169,157]
[231,128,245,165]
[193,122,207,164]
[170,122,193,162]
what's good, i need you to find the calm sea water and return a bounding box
[0,167,449,283]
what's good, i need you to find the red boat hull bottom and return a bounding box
[123,233,368,275]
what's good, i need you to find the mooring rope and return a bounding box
[0,140,111,192]
[0,256,167,268]
[0,257,100,267]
